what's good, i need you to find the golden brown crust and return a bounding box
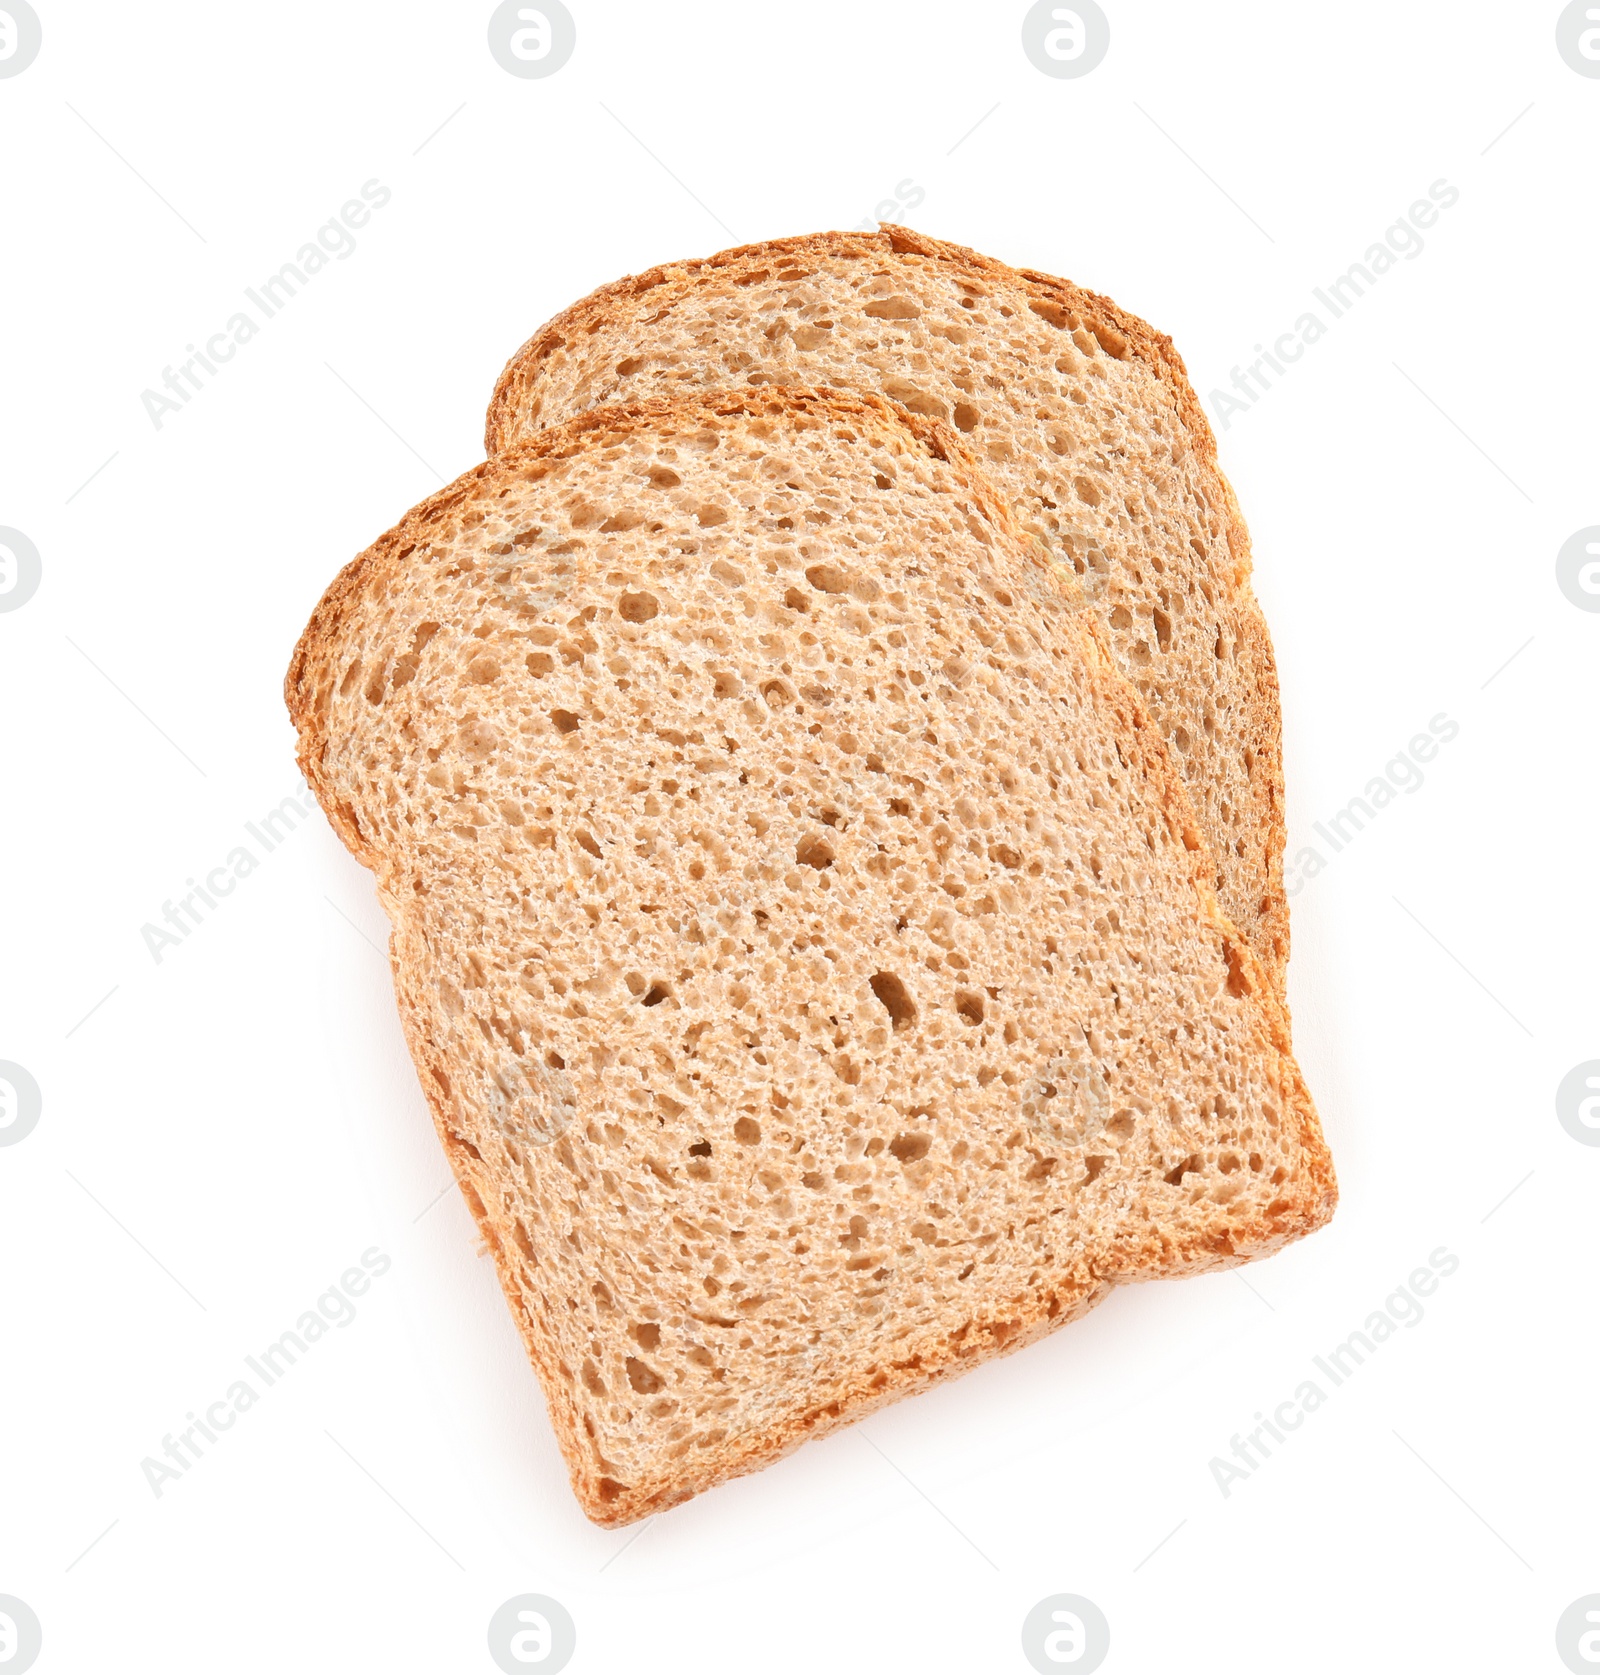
[482,225,1291,990]
[288,385,1332,1528]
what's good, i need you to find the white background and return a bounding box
[3,3,1597,1671]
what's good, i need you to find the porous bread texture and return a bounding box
[486,225,1290,990]
[288,388,1334,1527]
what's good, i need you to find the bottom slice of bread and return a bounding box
[286,388,1335,1525]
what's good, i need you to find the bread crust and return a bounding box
[288,386,1332,1527]
[484,225,1290,992]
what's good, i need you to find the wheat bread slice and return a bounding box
[485,226,1291,990]
[287,387,1334,1527]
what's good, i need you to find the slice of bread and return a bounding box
[287,387,1334,1527]
[485,226,1291,990]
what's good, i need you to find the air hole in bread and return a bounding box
[868,972,917,1030]
[955,991,985,1027]
[551,708,581,734]
[624,1358,663,1394]
[889,1131,931,1163]
[640,983,670,1007]
[795,834,834,870]
[617,590,659,623]
[805,563,850,595]
[1091,322,1129,358]
[733,1116,761,1144]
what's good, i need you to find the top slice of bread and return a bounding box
[287,387,1333,1527]
[485,225,1291,991]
